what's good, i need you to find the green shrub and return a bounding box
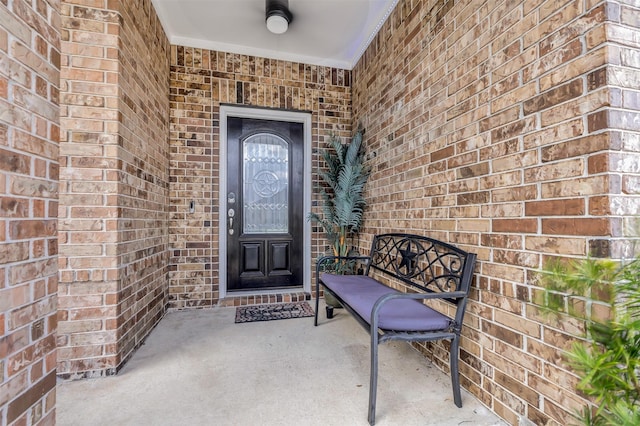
[542,257,640,425]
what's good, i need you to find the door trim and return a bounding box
[219,106,312,298]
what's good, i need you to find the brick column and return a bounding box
[58,0,169,378]
[604,1,640,252]
[58,0,120,378]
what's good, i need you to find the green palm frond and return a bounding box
[604,400,640,426]
[308,130,371,261]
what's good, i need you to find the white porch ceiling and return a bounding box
[152,0,399,70]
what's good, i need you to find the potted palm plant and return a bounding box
[308,130,370,315]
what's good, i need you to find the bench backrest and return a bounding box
[365,234,476,318]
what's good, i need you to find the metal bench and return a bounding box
[314,233,477,425]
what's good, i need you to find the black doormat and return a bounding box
[235,301,315,323]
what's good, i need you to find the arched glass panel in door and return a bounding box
[242,133,289,234]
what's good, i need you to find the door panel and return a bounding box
[270,242,289,271]
[241,242,263,276]
[227,117,303,291]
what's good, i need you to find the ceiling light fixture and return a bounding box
[266,0,292,34]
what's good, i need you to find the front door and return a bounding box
[226,117,304,291]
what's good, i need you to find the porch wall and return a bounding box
[352,0,640,424]
[0,1,60,424]
[168,49,352,308]
[57,0,170,378]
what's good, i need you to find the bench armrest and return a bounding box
[315,255,371,275]
[316,255,370,265]
[370,291,468,332]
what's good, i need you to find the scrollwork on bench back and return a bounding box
[367,233,472,296]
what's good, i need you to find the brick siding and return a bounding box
[0,0,60,424]
[57,0,170,378]
[169,48,352,308]
[352,0,640,424]
[3,0,639,424]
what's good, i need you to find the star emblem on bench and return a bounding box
[397,246,418,276]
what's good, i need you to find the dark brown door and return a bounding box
[226,117,304,291]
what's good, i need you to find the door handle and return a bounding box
[228,208,235,235]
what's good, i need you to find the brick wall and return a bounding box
[58,0,170,378]
[352,0,640,424]
[169,48,352,308]
[3,0,635,422]
[0,0,60,424]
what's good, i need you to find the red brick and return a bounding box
[0,197,29,218]
[7,371,56,424]
[541,218,610,236]
[9,220,57,240]
[482,320,523,348]
[493,219,538,233]
[541,134,610,162]
[525,199,585,216]
[494,370,539,405]
[523,78,583,115]
[0,148,31,174]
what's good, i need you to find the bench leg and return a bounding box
[450,335,462,408]
[314,274,323,326]
[314,290,320,326]
[368,334,379,425]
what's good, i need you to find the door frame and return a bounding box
[219,105,312,298]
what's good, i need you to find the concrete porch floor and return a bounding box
[57,302,507,426]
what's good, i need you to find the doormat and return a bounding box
[235,302,314,323]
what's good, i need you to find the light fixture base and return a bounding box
[266,0,292,34]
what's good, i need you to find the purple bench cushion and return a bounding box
[320,273,452,332]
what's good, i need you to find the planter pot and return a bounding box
[324,291,342,319]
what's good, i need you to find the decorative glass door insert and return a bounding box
[243,133,289,234]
